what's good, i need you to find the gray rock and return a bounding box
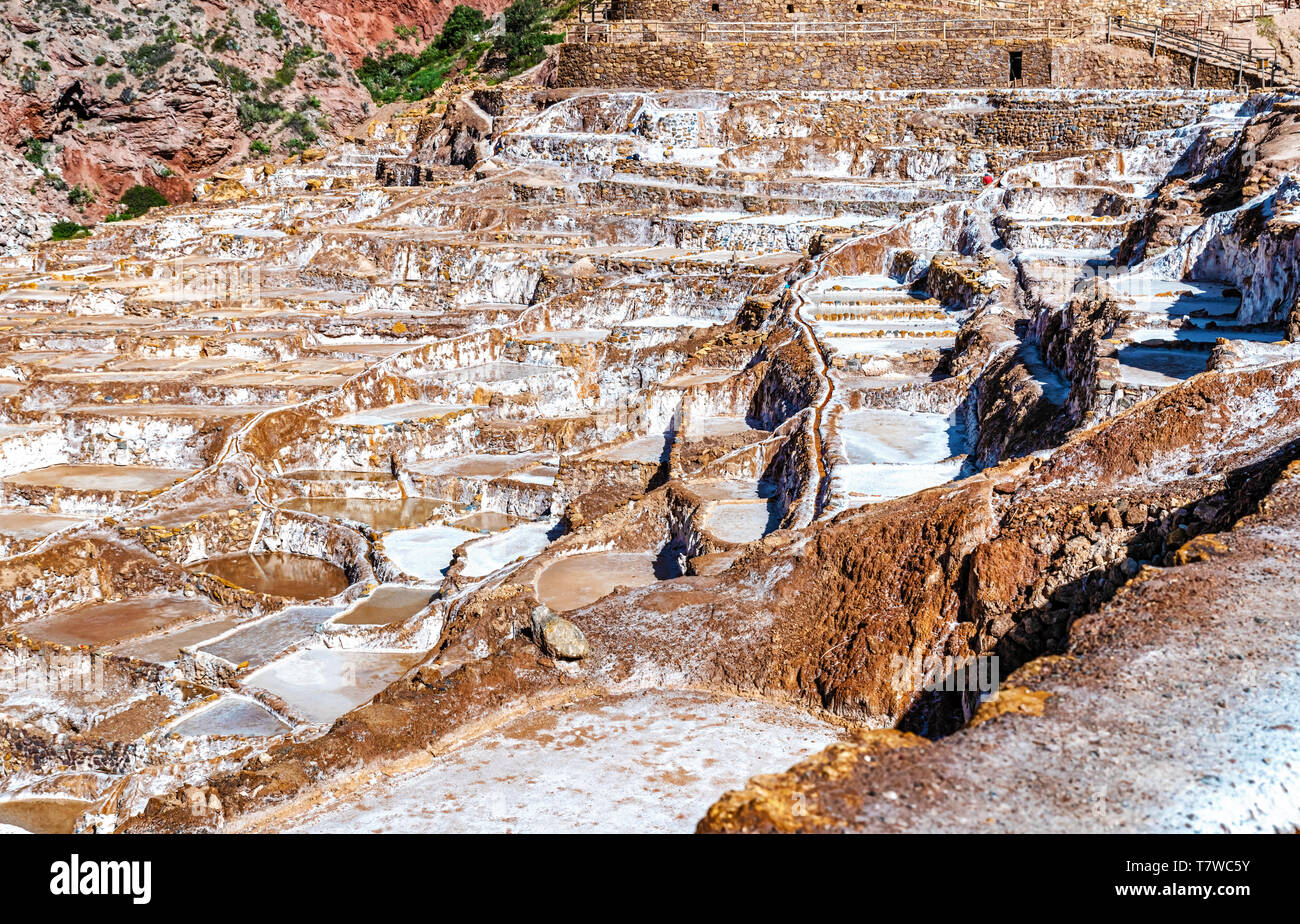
[531,605,589,660]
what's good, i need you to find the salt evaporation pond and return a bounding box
[0,508,85,539]
[459,520,556,578]
[1115,345,1208,386]
[280,496,443,532]
[198,605,340,668]
[702,500,781,543]
[535,551,660,612]
[382,525,478,583]
[287,691,841,834]
[2,464,195,492]
[0,797,92,834]
[451,510,518,532]
[331,403,472,426]
[20,594,217,647]
[171,695,291,737]
[194,552,350,599]
[335,584,435,626]
[247,649,424,725]
[835,408,968,505]
[284,470,398,483]
[109,614,244,663]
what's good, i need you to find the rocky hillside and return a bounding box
[284,0,512,67]
[0,0,374,251]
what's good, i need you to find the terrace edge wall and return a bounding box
[555,38,1056,90]
[554,39,1255,91]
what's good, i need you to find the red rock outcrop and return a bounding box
[283,0,512,67]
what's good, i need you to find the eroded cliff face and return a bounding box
[283,0,511,67]
[0,0,370,250]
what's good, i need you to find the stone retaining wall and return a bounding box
[555,37,1260,90]
[555,38,1056,89]
[608,0,921,20]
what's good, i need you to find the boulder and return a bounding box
[530,605,589,660]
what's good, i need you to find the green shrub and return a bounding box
[106,184,168,221]
[93,54,107,66]
[437,6,488,52]
[68,185,95,207]
[237,95,286,130]
[267,44,317,88]
[209,59,255,92]
[50,220,92,241]
[105,71,125,88]
[125,39,175,75]
[250,139,271,154]
[281,110,317,142]
[355,4,492,103]
[493,0,557,75]
[254,6,283,36]
[23,139,46,166]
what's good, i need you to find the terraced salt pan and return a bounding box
[685,416,756,439]
[2,464,195,492]
[440,509,513,534]
[702,499,781,543]
[834,408,968,508]
[193,552,351,600]
[198,605,340,668]
[1116,345,1209,386]
[382,525,478,583]
[246,649,423,725]
[841,409,965,466]
[811,273,901,293]
[510,464,558,486]
[836,460,970,506]
[0,797,92,834]
[280,496,443,532]
[824,336,955,357]
[535,551,660,612]
[109,614,244,664]
[0,508,85,539]
[520,328,609,344]
[686,479,774,502]
[460,520,557,578]
[332,403,473,426]
[619,314,717,328]
[1107,276,1239,317]
[593,434,672,463]
[287,691,841,834]
[335,584,435,626]
[424,362,554,383]
[666,369,736,387]
[19,595,217,647]
[1128,326,1279,343]
[412,453,549,478]
[283,469,397,483]
[171,696,291,738]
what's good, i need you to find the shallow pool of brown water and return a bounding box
[534,551,660,612]
[194,552,350,600]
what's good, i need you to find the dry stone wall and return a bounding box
[555,39,1056,89]
[556,37,1256,91]
[609,0,919,20]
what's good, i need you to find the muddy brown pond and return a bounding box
[193,552,350,599]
